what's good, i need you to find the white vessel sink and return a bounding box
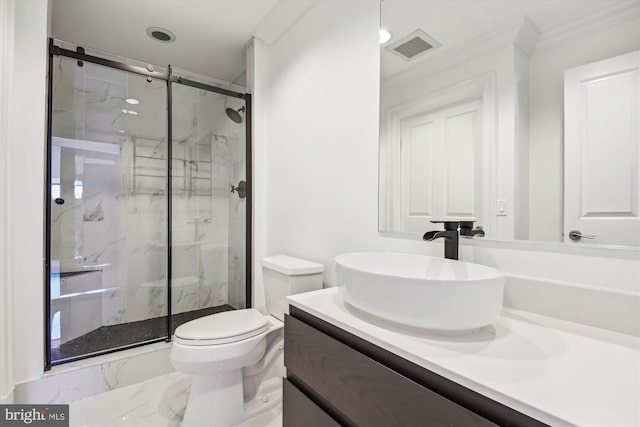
[335,252,505,331]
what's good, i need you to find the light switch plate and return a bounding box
[496,199,508,216]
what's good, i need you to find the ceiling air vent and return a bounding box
[386,29,441,61]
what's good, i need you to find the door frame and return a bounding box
[379,73,497,236]
[45,39,253,369]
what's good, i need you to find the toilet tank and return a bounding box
[261,255,324,321]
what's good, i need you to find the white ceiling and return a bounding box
[51,0,311,83]
[381,0,640,79]
[52,1,638,83]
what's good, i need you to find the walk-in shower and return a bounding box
[45,39,252,366]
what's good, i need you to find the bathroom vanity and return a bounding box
[283,288,639,427]
[283,307,542,426]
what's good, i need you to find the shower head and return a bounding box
[225,106,245,124]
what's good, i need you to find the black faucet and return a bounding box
[459,221,485,238]
[423,221,459,260]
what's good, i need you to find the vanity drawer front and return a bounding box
[283,378,341,427]
[284,314,498,427]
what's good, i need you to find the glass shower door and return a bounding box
[169,74,248,333]
[48,54,169,363]
[47,41,251,365]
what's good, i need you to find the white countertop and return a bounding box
[287,287,640,427]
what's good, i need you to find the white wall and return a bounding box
[0,0,49,391]
[255,0,441,292]
[0,0,16,404]
[254,1,639,335]
[528,17,640,241]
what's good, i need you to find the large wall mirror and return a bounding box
[379,0,640,248]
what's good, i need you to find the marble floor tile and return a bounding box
[70,371,189,427]
[69,372,282,427]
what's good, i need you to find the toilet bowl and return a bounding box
[169,255,324,427]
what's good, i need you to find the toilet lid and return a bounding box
[174,309,269,345]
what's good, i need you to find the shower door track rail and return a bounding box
[45,39,253,369]
[49,43,246,99]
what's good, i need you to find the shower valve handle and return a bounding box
[231,181,247,199]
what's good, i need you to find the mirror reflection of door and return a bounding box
[380,1,639,247]
[564,51,639,246]
[400,98,483,233]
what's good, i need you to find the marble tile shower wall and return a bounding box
[228,123,246,309]
[167,84,232,318]
[50,57,238,337]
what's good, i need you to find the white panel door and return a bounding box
[400,114,437,232]
[400,99,482,232]
[564,51,639,246]
[443,103,483,219]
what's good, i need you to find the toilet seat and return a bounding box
[174,309,270,346]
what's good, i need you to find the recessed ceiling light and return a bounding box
[121,109,138,115]
[146,27,176,43]
[380,29,392,44]
[126,98,139,105]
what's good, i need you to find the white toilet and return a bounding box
[170,255,324,427]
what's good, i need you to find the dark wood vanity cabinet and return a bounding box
[284,306,548,427]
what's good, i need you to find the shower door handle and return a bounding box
[231,180,247,199]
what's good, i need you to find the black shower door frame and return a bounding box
[44,38,253,369]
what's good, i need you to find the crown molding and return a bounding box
[536,2,640,50]
[252,0,316,45]
[383,2,639,85]
[514,16,541,55]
